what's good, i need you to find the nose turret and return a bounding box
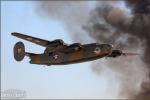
[100,44,113,53]
[110,44,113,48]
[102,44,113,50]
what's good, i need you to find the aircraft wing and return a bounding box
[12,32,82,52]
[11,32,50,47]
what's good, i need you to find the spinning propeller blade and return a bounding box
[122,52,141,56]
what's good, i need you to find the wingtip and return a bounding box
[11,32,21,36]
[11,32,17,35]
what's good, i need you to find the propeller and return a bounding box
[109,44,141,57]
[116,42,141,55]
[96,41,141,57]
[122,52,141,56]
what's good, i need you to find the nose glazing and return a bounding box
[110,44,113,48]
[109,44,113,50]
[105,44,113,51]
[101,44,113,53]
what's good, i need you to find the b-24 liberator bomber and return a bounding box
[11,32,139,66]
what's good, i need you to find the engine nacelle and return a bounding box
[108,50,122,57]
[48,39,64,47]
[68,43,82,51]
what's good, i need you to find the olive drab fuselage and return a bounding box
[29,43,112,65]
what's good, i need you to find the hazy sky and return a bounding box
[1,1,126,99]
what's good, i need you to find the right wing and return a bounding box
[11,32,64,48]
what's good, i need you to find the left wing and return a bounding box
[12,32,83,53]
[12,32,50,47]
[11,32,64,47]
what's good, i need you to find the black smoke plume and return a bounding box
[36,0,150,99]
[84,0,150,99]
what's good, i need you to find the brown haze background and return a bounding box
[35,0,150,99]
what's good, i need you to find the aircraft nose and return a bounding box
[105,44,113,54]
[100,44,113,52]
[106,44,113,51]
[110,44,113,48]
[109,44,113,51]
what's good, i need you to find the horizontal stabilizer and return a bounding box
[25,52,39,57]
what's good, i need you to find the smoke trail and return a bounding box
[84,2,149,98]
[36,1,94,43]
[36,0,150,99]
[125,0,150,99]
